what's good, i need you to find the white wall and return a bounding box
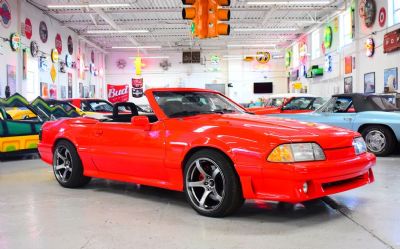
[287,0,400,97]
[0,0,106,100]
[105,51,287,104]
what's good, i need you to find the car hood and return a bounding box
[182,114,358,149]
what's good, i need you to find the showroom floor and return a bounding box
[0,156,399,249]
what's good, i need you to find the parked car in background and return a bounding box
[39,88,375,217]
[272,93,400,156]
[250,96,326,115]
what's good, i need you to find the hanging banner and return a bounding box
[107,84,129,103]
[383,28,400,54]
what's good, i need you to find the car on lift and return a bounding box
[272,93,400,156]
[39,88,375,217]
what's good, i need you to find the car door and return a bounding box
[316,112,356,130]
[91,121,167,180]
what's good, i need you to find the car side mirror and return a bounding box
[131,116,150,130]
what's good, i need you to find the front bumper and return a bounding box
[239,150,376,203]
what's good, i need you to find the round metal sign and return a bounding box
[51,48,59,63]
[25,18,32,39]
[379,7,386,27]
[30,41,39,57]
[67,36,73,55]
[0,0,11,28]
[55,33,62,54]
[65,54,72,67]
[39,21,48,43]
[359,0,376,28]
[9,33,21,52]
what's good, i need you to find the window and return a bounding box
[311,30,320,59]
[340,8,353,47]
[389,0,400,26]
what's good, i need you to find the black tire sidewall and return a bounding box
[183,149,243,217]
[361,125,395,157]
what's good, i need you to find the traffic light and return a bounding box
[182,0,208,38]
[182,0,230,39]
[207,0,230,38]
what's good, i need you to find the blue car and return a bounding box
[271,93,400,156]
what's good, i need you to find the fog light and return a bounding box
[302,182,308,194]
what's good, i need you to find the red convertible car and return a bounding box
[39,88,375,217]
[248,95,326,115]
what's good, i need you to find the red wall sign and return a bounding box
[0,0,12,28]
[55,33,62,54]
[25,18,32,39]
[379,7,386,27]
[107,84,129,103]
[383,28,400,54]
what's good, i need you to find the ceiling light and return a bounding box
[247,1,330,5]
[227,44,276,48]
[112,46,162,49]
[234,28,297,32]
[47,3,131,8]
[87,30,149,34]
[128,56,169,59]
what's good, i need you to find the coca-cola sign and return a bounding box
[383,28,400,53]
[107,84,129,103]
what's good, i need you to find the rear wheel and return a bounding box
[53,140,91,188]
[183,149,244,217]
[361,125,396,157]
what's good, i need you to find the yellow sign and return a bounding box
[51,49,59,63]
[50,64,57,83]
[256,51,271,64]
[293,82,302,90]
[135,57,144,75]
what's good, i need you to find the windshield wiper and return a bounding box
[169,111,203,118]
[211,109,236,114]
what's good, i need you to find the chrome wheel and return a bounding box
[54,146,73,183]
[365,130,386,153]
[186,158,225,212]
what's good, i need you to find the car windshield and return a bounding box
[316,97,353,113]
[282,97,315,110]
[154,91,245,118]
[85,100,114,112]
[265,98,284,107]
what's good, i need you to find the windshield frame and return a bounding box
[151,90,247,119]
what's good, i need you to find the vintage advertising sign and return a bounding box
[107,84,129,103]
[383,28,400,54]
[24,18,32,39]
[0,0,11,28]
[39,21,48,43]
[132,78,143,98]
[55,33,62,54]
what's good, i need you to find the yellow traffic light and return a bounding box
[207,0,230,38]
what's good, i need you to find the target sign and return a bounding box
[379,7,386,27]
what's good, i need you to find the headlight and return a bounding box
[267,143,326,162]
[353,137,367,155]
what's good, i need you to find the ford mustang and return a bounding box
[38,88,375,217]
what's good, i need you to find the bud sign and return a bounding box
[107,84,129,103]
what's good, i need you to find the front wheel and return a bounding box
[361,125,396,157]
[53,140,91,188]
[183,149,244,217]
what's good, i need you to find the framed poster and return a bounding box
[344,76,353,93]
[40,82,49,98]
[49,84,57,99]
[6,64,16,96]
[79,83,83,98]
[384,67,398,93]
[344,56,352,74]
[61,86,66,99]
[68,73,73,98]
[89,85,95,98]
[364,72,375,93]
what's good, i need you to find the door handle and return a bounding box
[95,130,103,136]
[343,117,353,121]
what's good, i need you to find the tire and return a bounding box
[53,140,91,188]
[361,125,396,157]
[183,149,244,217]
